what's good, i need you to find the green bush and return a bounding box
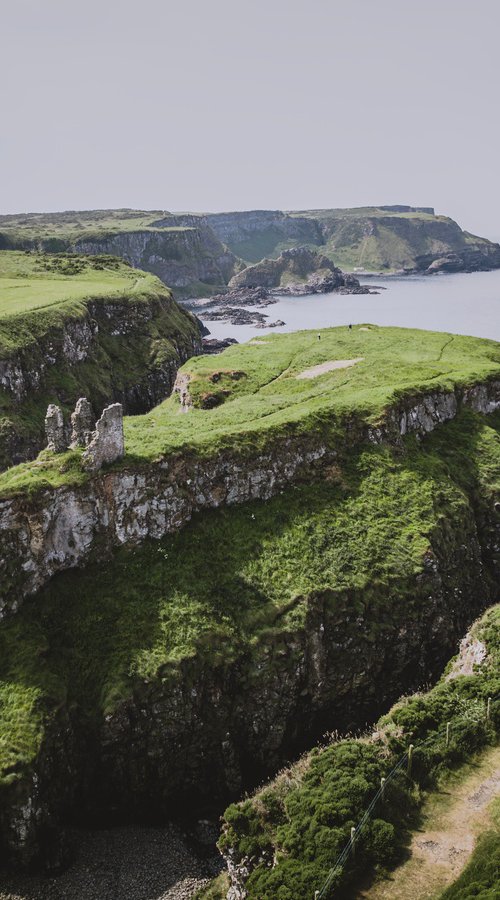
[220,606,500,898]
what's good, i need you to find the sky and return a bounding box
[2,0,500,240]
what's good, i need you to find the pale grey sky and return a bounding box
[2,0,500,239]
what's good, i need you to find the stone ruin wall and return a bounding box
[44,398,124,471]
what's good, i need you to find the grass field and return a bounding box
[0,251,152,316]
[1,324,499,496]
[289,207,439,221]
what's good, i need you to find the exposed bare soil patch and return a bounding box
[296,357,364,379]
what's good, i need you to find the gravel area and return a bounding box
[0,823,223,900]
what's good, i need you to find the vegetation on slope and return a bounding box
[0,251,200,469]
[0,210,244,298]
[0,407,499,856]
[0,209,183,246]
[0,250,145,315]
[219,602,500,899]
[207,207,500,273]
[1,325,499,495]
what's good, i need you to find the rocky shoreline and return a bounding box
[0,822,221,900]
[183,252,376,328]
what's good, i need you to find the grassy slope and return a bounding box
[1,325,499,496]
[0,209,190,246]
[219,600,500,900]
[0,251,160,338]
[0,408,499,819]
[0,250,148,316]
[0,251,199,470]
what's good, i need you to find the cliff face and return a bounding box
[0,405,499,871]
[207,207,500,274]
[0,288,202,470]
[206,210,324,262]
[1,327,500,872]
[0,377,499,618]
[74,218,243,298]
[317,212,500,273]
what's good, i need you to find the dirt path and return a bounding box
[357,744,500,900]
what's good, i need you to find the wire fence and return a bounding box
[315,695,497,899]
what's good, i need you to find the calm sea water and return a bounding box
[199,270,500,343]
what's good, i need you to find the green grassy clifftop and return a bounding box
[1,324,499,495]
[0,251,201,469]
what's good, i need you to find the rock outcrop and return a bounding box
[201,337,239,354]
[45,398,124,472]
[228,247,371,294]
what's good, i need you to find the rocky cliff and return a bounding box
[228,247,370,294]
[73,217,243,298]
[0,375,499,618]
[219,600,500,898]
[0,403,499,872]
[207,207,500,274]
[206,210,324,263]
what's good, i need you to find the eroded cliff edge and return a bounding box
[1,374,499,616]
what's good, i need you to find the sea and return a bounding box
[197,269,500,344]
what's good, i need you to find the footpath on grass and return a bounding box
[357,744,500,900]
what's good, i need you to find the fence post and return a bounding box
[446,721,451,747]
[407,744,414,777]
[487,697,491,722]
[380,776,386,800]
[350,826,356,858]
